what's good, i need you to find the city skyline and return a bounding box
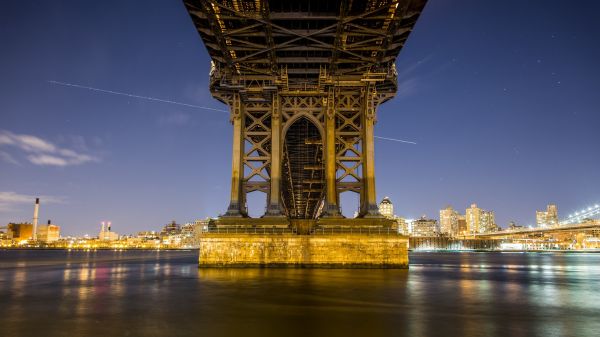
[2,0,600,235]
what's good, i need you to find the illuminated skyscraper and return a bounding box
[378,197,394,219]
[439,206,460,236]
[466,204,496,234]
[536,204,558,228]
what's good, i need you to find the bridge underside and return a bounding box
[184,0,427,223]
[282,118,325,219]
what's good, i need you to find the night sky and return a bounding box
[1,0,599,236]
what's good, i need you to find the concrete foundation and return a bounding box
[199,233,408,268]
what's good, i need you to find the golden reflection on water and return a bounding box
[2,251,600,337]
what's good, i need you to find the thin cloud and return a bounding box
[157,111,192,127]
[0,191,64,213]
[0,130,99,167]
[395,54,456,98]
[0,151,20,165]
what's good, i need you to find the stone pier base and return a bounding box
[198,233,408,268]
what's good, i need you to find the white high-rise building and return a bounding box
[439,206,461,236]
[466,204,496,234]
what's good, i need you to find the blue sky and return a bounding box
[1,0,599,235]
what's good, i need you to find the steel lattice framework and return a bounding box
[184,0,427,219]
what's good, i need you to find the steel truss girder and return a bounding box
[218,83,386,219]
[183,0,428,219]
[184,0,428,87]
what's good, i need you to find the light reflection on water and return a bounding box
[0,250,599,337]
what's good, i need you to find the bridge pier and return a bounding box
[200,218,407,268]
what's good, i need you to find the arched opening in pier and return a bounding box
[339,190,360,218]
[282,117,325,219]
[244,190,267,218]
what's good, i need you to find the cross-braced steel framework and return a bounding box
[184,0,427,219]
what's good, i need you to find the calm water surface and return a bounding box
[1,250,599,337]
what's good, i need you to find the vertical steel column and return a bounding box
[322,88,341,217]
[224,93,245,217]
[266,94,284,216]
[361,86,381,217]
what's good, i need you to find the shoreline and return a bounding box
[2,247,599,253]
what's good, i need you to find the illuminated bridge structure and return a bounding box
[184,0,427,222]
[474,221,600,239]
[408,221,600,251]
[474,204,600,240]
[561,204,600,225]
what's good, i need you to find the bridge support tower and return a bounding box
[184,0,428,267]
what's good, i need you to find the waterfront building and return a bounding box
[137,231,159,239]
[396,217,409,235]
[37,221,60,242]
[439,206,461,236]
[466,204,496,234]
[457,215,467,236]
[411,216,439,237]
[536,204,559,228]
[7,223,33,241]
[161,221,181,236]
[181,222,195,234]
[99,222,119,241]
[378,197,394,219]
[180,222,201,248]
[194,219,211,232]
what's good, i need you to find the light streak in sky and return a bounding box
[47,80,417,145]
[374,136,417,145]
[46,80,228,112]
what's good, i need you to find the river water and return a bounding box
[0,250,598,337]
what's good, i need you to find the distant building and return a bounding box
[7,223,33,240]
[508,221,524,230]
[466,204,496,234]
[137,231,159,239]
[194,219,211,232]
[411,216,439,237]
[37,220,60,242]
[378,197,394,219]
[395,217,409,236]
[536,204,558,228]
[181,222,196,235]
[439,206,461,236]
[457,215,467,236]
[161,221,181,237]
[99,222,119,241]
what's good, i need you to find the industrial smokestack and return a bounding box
[32,198,40,241]
[48,220,51,225]
[108,222,111,232]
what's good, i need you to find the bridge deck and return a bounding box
[184,0,427,91]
